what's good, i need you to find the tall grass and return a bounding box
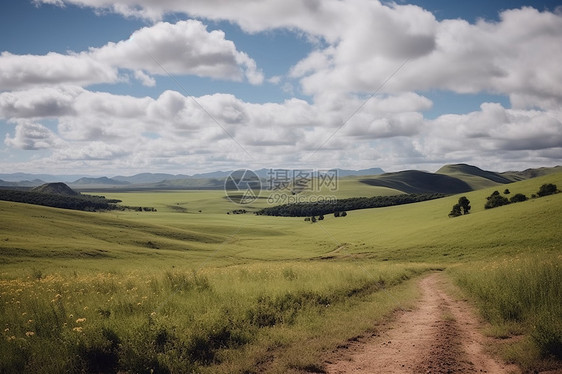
[0,262,429,373]
[452,255,562,363]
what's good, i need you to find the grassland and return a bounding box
[1,172,561,372]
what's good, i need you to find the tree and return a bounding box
[448,203,462,217]
[504,188,510,195]
[458,196,471,215]
[510,193,527,203]
[537,183,558,197]
[311,216,317,223]
[449,196,470,217]
[341,211,347,217]
[334,211,340,218]
[485,192,509,209]
[318,214,324,221]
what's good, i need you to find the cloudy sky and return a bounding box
[1,0,561,175]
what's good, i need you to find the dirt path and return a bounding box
[325,272,520,374]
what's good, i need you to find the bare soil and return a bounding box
[324,272,521,374]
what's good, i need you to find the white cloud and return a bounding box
[2,85,561,173]
[5,120,62,150]
[91,20,263,84]
[31,1,562,111]
[415,103,562,170]
[0,20,262,90]
[0,86,81,119]
[3,1,562,173]
[294,6,562,110]
[0,52,119,90]
[133,70,156,87]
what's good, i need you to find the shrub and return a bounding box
[448,203,462,217]
[458,196,471,214]
[510,193,528,203]
[537,183,558,197]
[485,191,510,209]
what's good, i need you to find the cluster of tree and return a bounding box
[0,189,155,212]
[227,209,248,215]
[256,193,445,217]
[334,211,347,217]
[448,196,471,217]
[485,183,557,210]
[484,190,510,209]
[536,183,559,197]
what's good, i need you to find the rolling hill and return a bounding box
[436,163,512,189]
[359,170,472,194]
[501,165,562,181]
[71,177,130,186]
[359,164,562,195]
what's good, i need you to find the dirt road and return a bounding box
[325,272,520,374]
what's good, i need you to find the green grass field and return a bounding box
[1,172,561,372]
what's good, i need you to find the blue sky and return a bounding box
[0,0,561,175]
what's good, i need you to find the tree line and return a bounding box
[0,189,155,212]
[256,193,445,217]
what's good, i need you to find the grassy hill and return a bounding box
[436,163,512,189]
[501,165,562,181]
[359,170,472,194]
[31,182,79,196]
[1,172,561,373]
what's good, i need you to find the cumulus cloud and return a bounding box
[4,1,562,173]
[0,52,119,90]
[5,120,63,150]
[91,20,263,84]
[0,20,262,90]
[31,1,562,111]
[2,85,561,173]
[415,103,562,168]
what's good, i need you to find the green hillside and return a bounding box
[501,165,562,181]
[436,163,512,189]
[359,170,472,194]
[2,172,560,267]
[1,172,561,373]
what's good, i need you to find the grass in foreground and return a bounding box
[1,172,561,372]
[0,261,432,373]
[451,255,562,370]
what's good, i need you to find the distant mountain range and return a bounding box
[0,167,385,189]
[0,164,560,193]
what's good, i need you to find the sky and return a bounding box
[0,0,561,176]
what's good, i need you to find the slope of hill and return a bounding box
[501,165,562,181]
[1,172,560,374]
[112,173,190,184]
[31,182,79,196]
[359,170,472,194]
[0,179,45,188]
[71,177,130,186]
[436,163,512,190]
